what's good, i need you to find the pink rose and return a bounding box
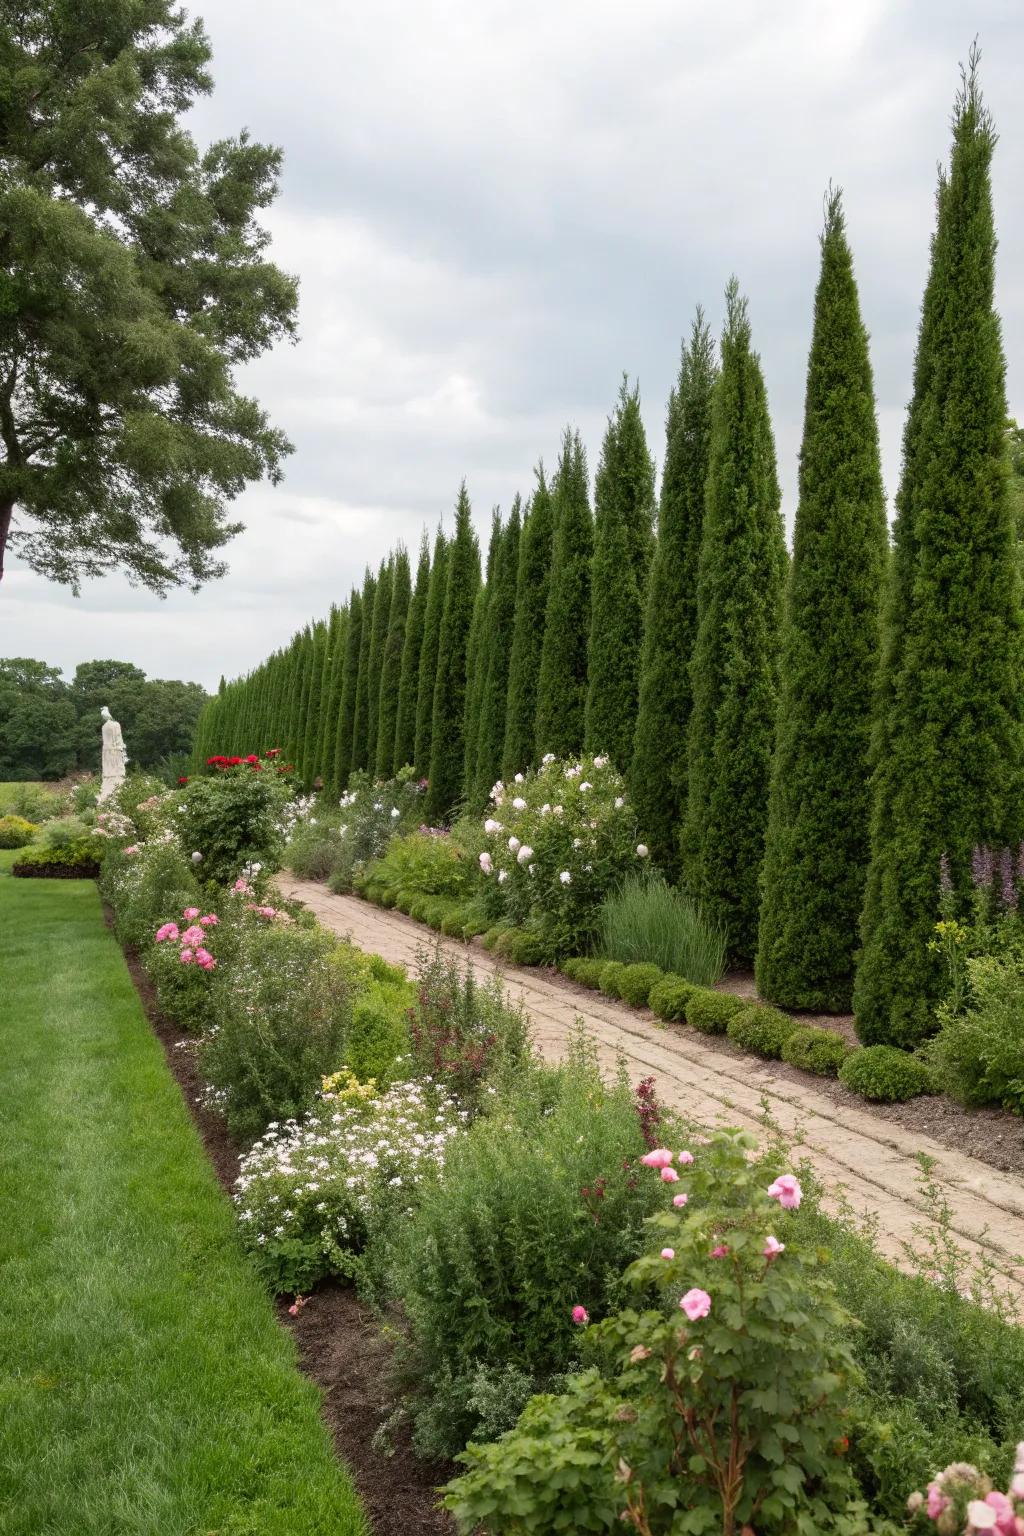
[763,1235,785,1260]
[640,1148,674,1169]
[926,1483,949,1520]
[182,907,200,920]
[180,948,195,964]
[711,1244,729,1259]
[180,925,205,946]
[672,1193,689,1208]
[676,1150,694,1166]
[199,914,218,927]
[660,1248,675,1260]
[767,1174,802,1210]
[155,922,179,943]
[660,1167,679,1183]
[233,878,248,893]
[571,1305,589,1325]
[679,1288,712,1322]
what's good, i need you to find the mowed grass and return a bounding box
[0,855,367,1536]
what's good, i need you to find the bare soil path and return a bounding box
[279,877,1024,1305]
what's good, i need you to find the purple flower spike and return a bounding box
[972,844,994,890]
[1016,841,1024,885]
[999,847,1017,909]
[939,852,953,897]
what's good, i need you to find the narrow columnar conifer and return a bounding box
[334,587,363,789]
[301,620,327,786]
[631,313,717,874]
[756,193,888,1011]
[350,567,377,774]
[290,627,313,766]
[503,466,554,777]
[318,604,348,796]
[375,545,411,779]
[585,377,655,769]
[535,430,592,759]
[474,498,521,807]
[855,57,1024,1046]
[464,511,501,799]
[683,282,786,963]
[395,532,430,771]
[414,528,449,776]
[365,557,393,774]
[427,485,481,821]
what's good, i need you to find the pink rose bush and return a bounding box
[907,1450,1024,1535]
[475,756,642,958]
[146,906,223,1032]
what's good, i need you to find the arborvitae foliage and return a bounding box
[503,466,554,777]
[395,532,430,771]
[365,557,393,773]
[318,604,348,796]
[427,485,481,821]
[683,282,787,963]
[585,377,655,769]
[414,528,449,775]
[475,498,522,806]
[376,545,411,779]
[535,431,593,758]
[855,59,1024,1046]
[464,511,501,799]
[756,194,888,1010]
[334,587,363,789]
[301,620,327,787]
[290,627,313,766]
[631,313,717,875]
[350,567,377,774]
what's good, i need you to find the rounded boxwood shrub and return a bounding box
[685,989,745,1035]
[0,814,37,849]
[782,1026,851,1077]
[560,957,605,989]
[648,975,696,1022]
[598,960,630,999]
[727,1004,799,1060]
[441,908,469,938]
[481,924,511,952]
[494,928,546,967]
[838,1044,933,1102]
[617,963,665,1008]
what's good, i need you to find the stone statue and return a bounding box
[98,706,129,802]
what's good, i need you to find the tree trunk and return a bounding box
[0,499,13,582]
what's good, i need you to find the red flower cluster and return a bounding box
[178,775,189,784]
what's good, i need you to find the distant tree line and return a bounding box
[193,58,1024,1051]
[0,658,207,781]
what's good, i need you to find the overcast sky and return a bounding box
[4,0,1024,692]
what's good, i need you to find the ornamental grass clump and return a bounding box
[475,755,643,959]
[234,1075,465,1294]
[446,1130,888,1536]
[598,872,726,986]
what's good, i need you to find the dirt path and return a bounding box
[279,877,1024,1304]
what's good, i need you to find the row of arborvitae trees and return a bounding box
[193,57,1022,1049]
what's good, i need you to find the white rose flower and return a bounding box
[579,781,592,792]
[593,754,608,768]
[542,753,555,765]
[391,807,400,819]
[479,851,493,874]
[517,845,534,865]
[559,870,572,885]
[514,772,525,784]
[554,805,564,816]
[615,796,625,809]
[512,796,527,810]
[508,836,521,853]
[637,844,649,858]
[484,818,502,834]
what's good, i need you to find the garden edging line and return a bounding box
[278,875,1024,1303]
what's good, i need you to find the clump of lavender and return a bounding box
[999,847,1017,909]
[971,844,995,890]
[939,852,953,898]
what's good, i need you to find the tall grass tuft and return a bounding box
[598,873,726,986]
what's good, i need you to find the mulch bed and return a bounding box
[106,908,456,1536]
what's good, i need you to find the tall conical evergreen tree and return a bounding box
[536,430,593,758]
[683,282,786,963]
[475,498,521,806]
[427,485,480,820]
[464,510,501,799]
[395,532,430,771]
[376,545,411,779]
[318,603,348,796]
[756,193,888,1010]
[291,626,313,767]
[351,567,377,774]
[334,586,363,789]
[365,557,393,774]
[631,313,717,874]
[414,527,449,776]
[855,58,1024,1046]
[301,619,327,787]
[503,466,554,777]
[585,377,655,768]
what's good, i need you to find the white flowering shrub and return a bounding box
[478,756,644,957]
[234,1078,466,1292]
[325,768,428,890]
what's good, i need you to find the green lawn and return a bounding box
[0,855,367,1535]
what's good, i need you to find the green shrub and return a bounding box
[782,1025,851,1077]
[11,836,105,877]
[727,1003,799,1060]
[481,923,511,951]
[560,957,605,989]
[367,830,471,901]
[598,960,629,998]
[409,896,431,923]
[42,815,93,848]
[175,763,291,884]
[839,1045,933,1102]
[648,974,696,1021]
[492,928,546,967]
[324,770,429,891]
[394,1043,671,1459]
[201,922,350,1140]
[100,841,202,950]
[286,814,347,881]
[406,947,531,1114]
[598,872,727,986]
[929,955,1024,1114]
[441,907,470,938]
[0,814,36,849]
[395,891,415,915]
[616,962,664,1008]
[2,783,66,821]
[685,988,744,1034]
[376,887,397,909]
[424,899,448,931]
[345,983,413,1085]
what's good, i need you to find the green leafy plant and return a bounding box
[0,814,36,848]
[782,1026,851,1077]
[598,960,630,999]
[176,763,292,885]
[685,989,744,1035]
[839,1047,933,1103]
[561,957,606,989]
[648,974,697,1022]
[407,946,532,1114]
[727,1003,800,1060]
[599,873,726,986]
[100,840,203,951]
[11,836,105,876]
[616,963,664,1008]
[928,954,1024,1113]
